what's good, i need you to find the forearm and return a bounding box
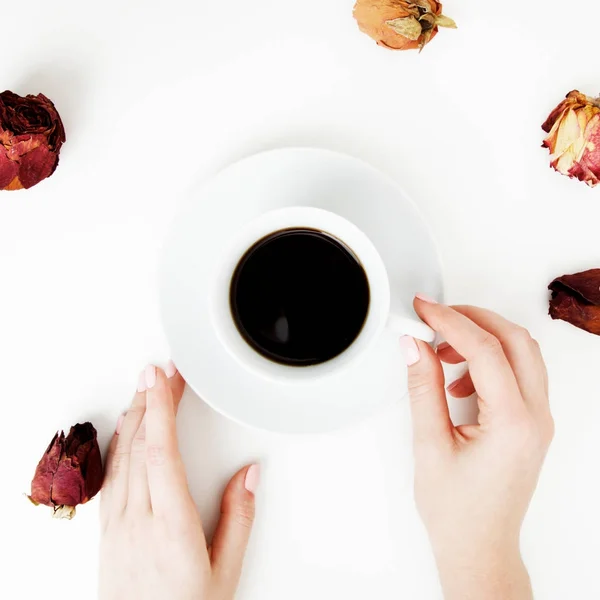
[434,546,533,600]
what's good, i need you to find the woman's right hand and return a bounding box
[401,298,554,600]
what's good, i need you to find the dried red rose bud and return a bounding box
[28,422,103,519]
[542,90,600,188]
[353,0,456,52]
[0,90,66,191]
[549,269,600,336]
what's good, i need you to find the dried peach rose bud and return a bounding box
[542,91,600,188]
[28,423,103,519]
[549,269,600,335]
[0,90,66,191]
[353,0,456,52]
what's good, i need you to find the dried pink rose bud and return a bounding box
[0,90,66,191]
[28,423,103,519]
[542,90,600,188]
[353,0,457,52]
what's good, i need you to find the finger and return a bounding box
[108,379,148,513]
[102,363,184,518]
[211,465,259,597]
[446,371,476,398]
[451,305,549,413]
[145,366,193,518]
[127,370,152,513]
[400,336,454,453]
[100,421,121,525]
[436,342,465,365]
[454,424,481,442]
[101,415,123,496]
[414,298,524,419]
[128,415,151,513]
[166,360,186,413]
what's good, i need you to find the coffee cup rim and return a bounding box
[209,207,391,384]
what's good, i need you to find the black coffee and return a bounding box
[230,228,370,366]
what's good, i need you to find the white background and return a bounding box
[2,0,600,598]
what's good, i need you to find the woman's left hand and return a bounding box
[99,363,259,600]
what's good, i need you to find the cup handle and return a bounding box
[387,313,436,343]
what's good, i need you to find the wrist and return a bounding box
[433,540,532,600]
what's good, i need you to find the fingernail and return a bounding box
[137,371,147,393]
[116,414,125,435]
[145,364,157,389]
[165,359,177,378]
[245,464,261,494]
[415,293,438,304]
[436,342,450,352]
[447,379,461,392]
[399,336,420,366]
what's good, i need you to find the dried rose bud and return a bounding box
[28,423,103,519]
[549,269,600,335]
[353,0,456,52]
[0,90,66,191]
[542,91,600,188]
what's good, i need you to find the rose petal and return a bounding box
[55,423,103,506]
[549,269,600,335]
[80,436,103,502]
[578,116,600,183]
[29,433,66,507]
[0,147,19,190]
[17,143,59,189]
[51,457,86,507]
[549,290,600,335]
[7,134,44,160]
[550,269,600,305]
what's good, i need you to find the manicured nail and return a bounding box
[137,371,147,393]
[437,342,450,352]
[399,336,420,366]
[245,464,261,494]
[447,379,461,392]
[116,414,125,435]
[145,364,157,389]
[415,293,438,304]
[165,359,177,378]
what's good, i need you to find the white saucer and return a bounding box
[159,148,443,434]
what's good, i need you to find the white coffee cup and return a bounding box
[210,207,435,383]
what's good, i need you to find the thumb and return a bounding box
[211,464,259,595]
[400,336,453,451]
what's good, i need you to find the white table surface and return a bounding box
[2,1,600,598]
